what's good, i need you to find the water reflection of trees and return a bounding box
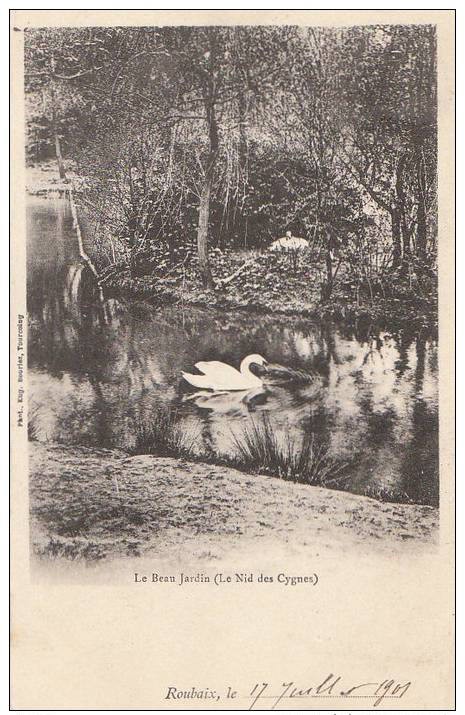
[399,332,439,506]
[28,230,439,505]
[304,323,439,505]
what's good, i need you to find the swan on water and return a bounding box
[182,354,268,391]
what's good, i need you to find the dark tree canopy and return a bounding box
[24,23,438,298]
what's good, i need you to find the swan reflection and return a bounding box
[183,386,268,413]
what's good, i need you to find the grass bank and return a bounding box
[103,245,437,329]
[30,442,438,567]
[127,410,349,490]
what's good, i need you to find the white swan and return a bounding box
[269,231,309,252]
[182,354,268,391]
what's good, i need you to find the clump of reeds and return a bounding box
[129,405,199,458]
[28,402,41,441]
[362,484,413,504]
[231,413,347,486]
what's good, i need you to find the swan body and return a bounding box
[182,354,267,391]
[269,231,309,252]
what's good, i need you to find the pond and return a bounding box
[27,195,439,506]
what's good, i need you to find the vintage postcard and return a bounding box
[10,9,455,710]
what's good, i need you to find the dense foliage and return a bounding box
[24,23,437,313]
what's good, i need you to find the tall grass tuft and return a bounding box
[129,405,199,458]
[231,413,347,486]
[28,402,41,441]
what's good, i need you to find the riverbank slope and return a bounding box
[30,443,438,571]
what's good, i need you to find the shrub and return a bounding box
[129,406,199,459]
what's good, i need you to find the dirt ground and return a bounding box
[29,443,438,580]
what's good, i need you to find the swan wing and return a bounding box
[182,372,214,390]
[184,360,261,391]
[194,360,242,380]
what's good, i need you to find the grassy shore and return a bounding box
[103,246,437,329]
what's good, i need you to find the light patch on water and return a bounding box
[26,197,439,506]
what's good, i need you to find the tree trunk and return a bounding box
[395,155,409,264]
[402,222,411,262]
[416,146,427,261]
[197,151,216,289]
[53,125,67,180]
[50,55,67,181]
[326,249,333,288]
[196,34,219,290]
[391,208,402,269]
[237,87,249,242]
[238,88,248,185]
[321,239,334,301]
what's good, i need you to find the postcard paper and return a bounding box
[10,9,455,710]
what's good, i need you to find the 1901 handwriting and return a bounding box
[165,675,411,709]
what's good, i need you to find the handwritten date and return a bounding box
[165,675,411,709]
[248,674,411,709]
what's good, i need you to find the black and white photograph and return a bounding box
[10,9,456,711]
[22,18,443,574]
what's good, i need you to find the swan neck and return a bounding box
[240,356,254,376]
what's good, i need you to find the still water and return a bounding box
[27,195,439,506]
